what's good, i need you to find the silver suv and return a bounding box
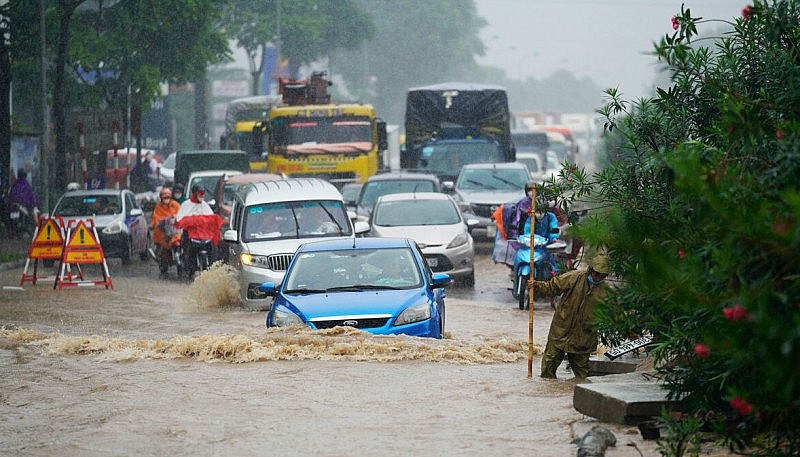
[223,178,368,310]
[445,162,530,241]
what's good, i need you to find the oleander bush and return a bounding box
[546,2,800,455]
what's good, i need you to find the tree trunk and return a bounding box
[0,10,11,182]
[194,72,207,149]
[53,2,78,193]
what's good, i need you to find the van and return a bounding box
[223,178,368,310]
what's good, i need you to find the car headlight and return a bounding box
[447,232,468,248]
[241,253,270,269]
[395,303,431,326]
[102,220,124,234]
[270,308,304,327]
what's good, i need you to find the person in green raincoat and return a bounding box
[529,253,611,379]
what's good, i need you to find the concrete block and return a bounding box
[589,355,638,376]
[573,377,682,425]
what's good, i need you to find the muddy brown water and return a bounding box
[1,243,663,456]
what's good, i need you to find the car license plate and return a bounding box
[426,257,438,267]
[486,224,496,238]
[9,211,20,220]
[604,336,653,360]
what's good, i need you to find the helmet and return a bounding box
[174,183,184,192]
[524,180,536,193]
[591,254,610,274]
[535,195,549,212]
[191,184,205,194]
[159,188,172,198]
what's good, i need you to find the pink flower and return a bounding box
[671,16,680,30]
[723,304,749,320]
[730,397,753,415]
[693,343,711,358]
[742,5,754,20]
[776,130,785,140]
[677,249,686,260]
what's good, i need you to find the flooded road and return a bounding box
[1,243,659,456]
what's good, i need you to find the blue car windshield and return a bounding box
[243,200,351,242]
[284,247,422,292]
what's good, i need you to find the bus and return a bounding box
[265,104,387,187]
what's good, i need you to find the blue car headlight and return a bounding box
[270,308,304,327]
[102,220,124,234]
[241,253,270,269]
[395,303,431,326]
[447,232,468,248]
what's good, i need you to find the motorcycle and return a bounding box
[511,233,567,310]
[174,213,222,280]
[156,217,184,278]
[183,237,213,279]
[6,202,39,238]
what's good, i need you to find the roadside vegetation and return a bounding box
[544,2,800,455]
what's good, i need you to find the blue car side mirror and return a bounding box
[431,273,451,287]
[259,282,277,295]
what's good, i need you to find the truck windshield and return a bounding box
[419,142,504,174]
[271,116,372,146]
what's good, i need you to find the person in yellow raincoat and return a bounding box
[529,253,611,379]
[152,187,181,276]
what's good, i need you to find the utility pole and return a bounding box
[39,0,49,211]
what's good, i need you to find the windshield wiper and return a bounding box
[465,179,497,190]
[326,284,404,291]
[490,174,521,188]
[284,288,327,294]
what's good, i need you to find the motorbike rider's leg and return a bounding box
[540,341,565,379]
[158,245,170,277]
[566,352,591,379]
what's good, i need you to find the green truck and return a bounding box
[173,149,250,190]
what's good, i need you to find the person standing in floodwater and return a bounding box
[529,253,611,379]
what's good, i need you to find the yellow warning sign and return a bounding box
[66,221,101,248]
[33,218,65,245]
[29,245,64,259]
[64,249,104,263]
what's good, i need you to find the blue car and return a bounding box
[260,237,451,338]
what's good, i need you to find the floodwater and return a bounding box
[1,243,661,456]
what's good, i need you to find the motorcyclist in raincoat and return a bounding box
[529,253,611,379]
[152,187,181,276]
[175,185,223,272]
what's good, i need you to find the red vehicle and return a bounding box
[89,148,160,189]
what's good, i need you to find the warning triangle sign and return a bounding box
[66,221,101,249]
[33,218,65,245]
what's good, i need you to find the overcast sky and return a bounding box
[474,0,746,99]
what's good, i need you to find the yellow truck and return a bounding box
[262,72,387,186]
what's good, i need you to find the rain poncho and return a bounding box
[533,269,608,354]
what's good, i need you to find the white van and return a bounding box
[223,178,368,310]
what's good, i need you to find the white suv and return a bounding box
[223,178,368,310]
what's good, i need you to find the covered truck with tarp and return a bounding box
[403,83,515,183]
[220,95,283,171]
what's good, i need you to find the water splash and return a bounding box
[1,326,539,365]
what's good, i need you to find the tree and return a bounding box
[7,0,231,195]
[222,0,374,95]
[545,2,800,454]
